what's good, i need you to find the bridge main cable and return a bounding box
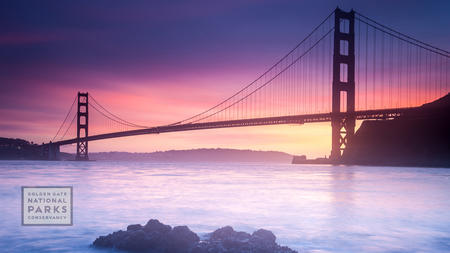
[355,11,450,57]
[188,27,335,124]
[170,9,336,126]
[88,94,150,128]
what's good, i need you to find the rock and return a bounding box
[203,226,294,253]
[92,235,112,248]
[167,226,199,252]
[92,219,297,253]
[93,230,127,248]
[207,226,252,251]
[210,226,251,242]
[252,229,276,244]
[127,224,142,231]
[250,228,278,251]
[115,229,154,251]
[143,219,171,234]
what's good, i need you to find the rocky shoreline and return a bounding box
[92,219,297,253]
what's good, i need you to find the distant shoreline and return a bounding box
[0,142,294,163]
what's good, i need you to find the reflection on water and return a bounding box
[0,161,449,252]
[329,169,355,234]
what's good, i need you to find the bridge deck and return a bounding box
[53,107,421,146]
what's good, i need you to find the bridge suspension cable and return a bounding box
[355,11,450,56]
[88,94,150,128]
[51,95,77,142]
[354,10,449,111]
[60,113,77,141]
[187,27,335,124]
[51,93,154,142]
[171,9,336,125]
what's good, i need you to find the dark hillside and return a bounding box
[343,94,450,167]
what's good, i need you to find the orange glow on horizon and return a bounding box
[59,122,334,158]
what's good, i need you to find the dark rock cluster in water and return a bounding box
[92,219,297,253]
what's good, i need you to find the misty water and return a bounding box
[0,161,449,253]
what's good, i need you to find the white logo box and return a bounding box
[22,186,73,226]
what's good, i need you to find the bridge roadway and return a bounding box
[52,107,422,146]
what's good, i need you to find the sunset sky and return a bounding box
[1,0,449,157]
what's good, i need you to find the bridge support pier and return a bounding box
[330,8,356,162]
[76,92,89,161]
[41,143,60,160]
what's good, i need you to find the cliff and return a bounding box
[343,94,450,167]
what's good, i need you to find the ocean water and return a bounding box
[0,160,449,253]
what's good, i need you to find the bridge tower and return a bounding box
[76,92,89,160]
[330,8,356,161]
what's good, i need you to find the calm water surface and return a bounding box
[0,161,449,252]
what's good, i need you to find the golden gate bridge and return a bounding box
[43,8,449,162]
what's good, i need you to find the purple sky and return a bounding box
[1,0,449,156]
